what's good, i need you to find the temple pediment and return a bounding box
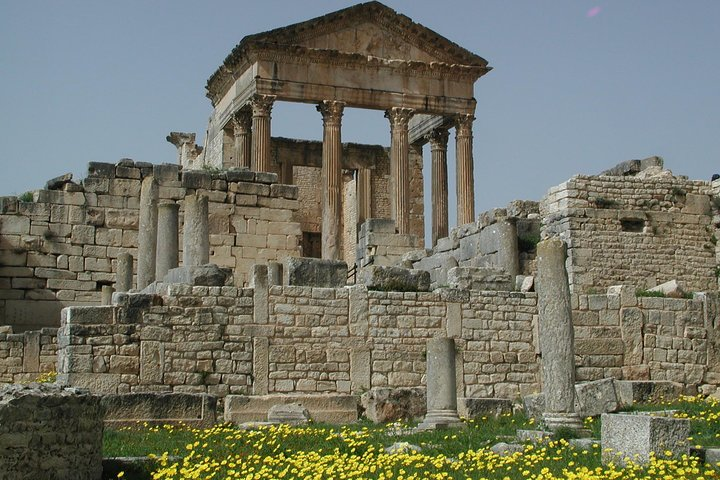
[207,1,490,104]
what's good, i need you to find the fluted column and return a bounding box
[317,100,345,260]
[385,107,414,234]
[250,94,276,173]
[456,114,475,226]
[428,128,450,246]
[232,110,252,169]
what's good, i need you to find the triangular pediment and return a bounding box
[241,1,488,67]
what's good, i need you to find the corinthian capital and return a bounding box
[384,107,414,131]
[455,114,475,138]
[317,100,345,127]
[426,128,450,151]
[231,110,252,135]
[250,94,276,117]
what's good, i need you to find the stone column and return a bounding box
[232,110,252,169]
[536,237,583,431]
[357,168,372,225]
[250,94,276,173]
[417,337,464,430]
[156,202,180,280]
[116,252,133,292]
[101,286,114,305]
[182,194,209,267]
[137,176,159,289]
[496,219,520,278]
[455,114,476,226]
[318,100,345,260]
[428,128,450,246]
[385,107,414,234]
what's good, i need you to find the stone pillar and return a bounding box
[455,114,475,226]
[536,237,583,431]
[116,253,133,292]
[428,128,450,246]
[496,219,520,278]
[268,261,283,286]
[385,107,414,235]
[318,100,345,260]
[137,176,159,289]
[232,110,252,169]
[250,94,276,173]
[101,286,114,305]
[418,337,464,430]
[156,202,180,280]
[357,168,372,225]
[182,194,209,267]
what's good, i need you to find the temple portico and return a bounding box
[189,1,490,259]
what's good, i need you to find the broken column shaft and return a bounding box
[536,237,583,431]
[182,193,209,267]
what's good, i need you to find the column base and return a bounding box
[417,409,465,430]
[542,412,584,432]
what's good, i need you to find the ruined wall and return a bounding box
[0,327,57,383]
[0,160,302,330]
[411,201,541,288]
[542,174,715,293]
[7,281,718,398]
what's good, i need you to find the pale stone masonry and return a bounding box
[542,171,715,293]
[0,383,104,480]
[0,160,302,330]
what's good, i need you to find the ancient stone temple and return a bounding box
[193,1,491,262]
[1,1,720,434]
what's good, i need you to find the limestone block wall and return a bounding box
[0,160,302,330]
[542,174,715,293]
[0,383,104,480]
[411,202,540,287]
[571,287,714,390]
[24,283,720,399]
[0,327,57,383]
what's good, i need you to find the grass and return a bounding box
[103,396,720,479]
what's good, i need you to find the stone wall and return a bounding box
[0,159,302,330]
[572,286,716,391]
[0,383,104,480]
[542,173,715,293]
[0,326,57,383]
[410,201,540,288]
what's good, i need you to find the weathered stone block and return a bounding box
[601,413,689,466]
[361,387,426,423]
[286,257,347,288]
[614,380,683,408]
[162,264,232,287]
[181,170,212,189]
[575,378,619,418]
[358,265,430,292]
[458,398,513,418]
[225,394,357,424]
[102,393,216,428]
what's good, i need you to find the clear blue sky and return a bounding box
[2,1,719,245]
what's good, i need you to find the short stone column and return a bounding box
[385,107,414,235]
[318,100,345,260]
[267,261,283,286]
[418,337,464,430]
[101,286,114,305]
[232,110,252,169]
[495,219,520,278]
[536,237,583,431]
[137,176,159,289]
[455,114,475,226]
[250,94,276,173]
[116,252,133,292]
[156,202,180,280]
[182,194,210,267]
[428,128,450,246]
